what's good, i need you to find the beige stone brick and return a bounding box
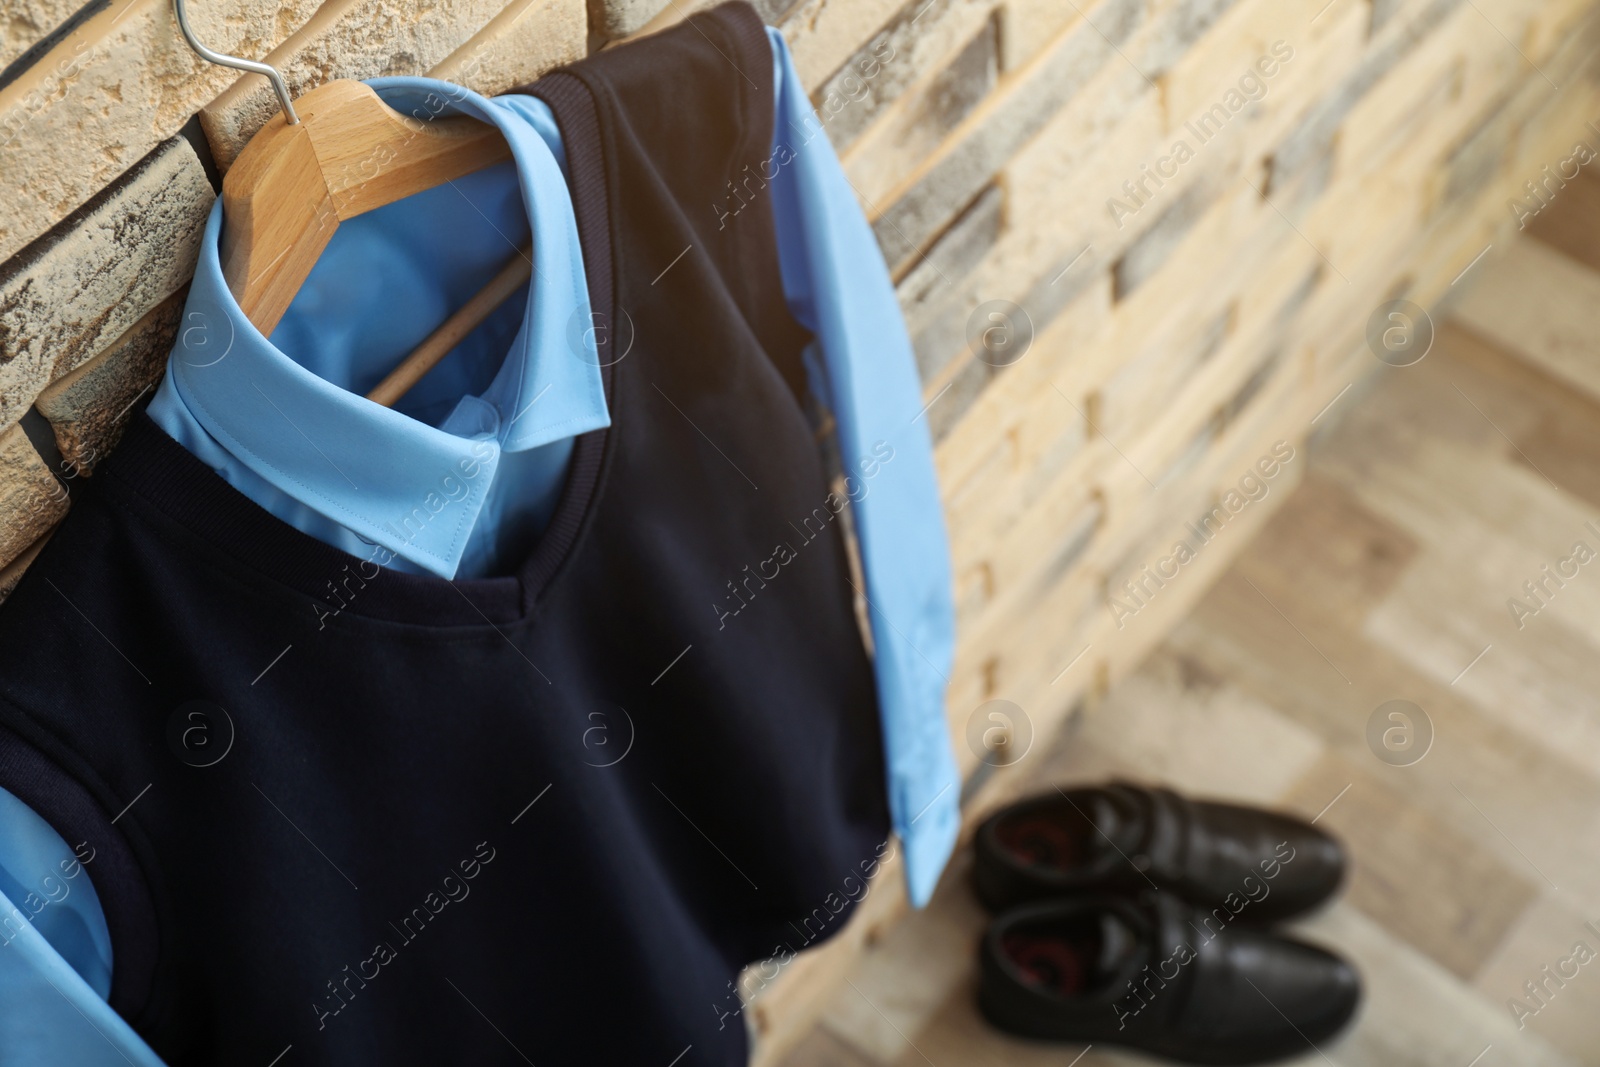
[0,135,211,435]
[0,423,67,568]
[0,0,320,264]
[1157,0,1348,133]
[429,0,587,97]
[0,531,50,605]
[202,0,577,171]
[823,0,998,156]
[589,0,672,41]
[612,0,709,46]
[1337,0,1545,187]
[866,0,1172,271]
[997,0,1365,272]
[897,182,1005,385]
[1522,0,1600,61]
[996,0,1080,72]
[780,0,907,92]
[835,0,1001,202]
[35,288,184,474]
[0,0,83,70]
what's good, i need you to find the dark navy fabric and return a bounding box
[0,5,890,1062]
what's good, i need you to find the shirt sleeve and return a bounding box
[762,27,961,907]
[0,786,167,1064]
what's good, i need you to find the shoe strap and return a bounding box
[1141,891,1239,1039]
[1112,891,1209,1032]
[1106,781,1195,892]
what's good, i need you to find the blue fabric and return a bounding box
[147,81,606,579]
[764,29,960,907]
[0,790,160,1064]
[0,34,959,1059]
[0,788,111,995]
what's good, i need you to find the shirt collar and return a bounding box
[169,77,607,577]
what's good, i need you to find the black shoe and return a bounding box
[974,781,1345,922]
[978,894,1360,1065]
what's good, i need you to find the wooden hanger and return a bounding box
[176,0,525,407]
[221,80,514,339]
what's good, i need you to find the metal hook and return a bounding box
[172,0,299,125]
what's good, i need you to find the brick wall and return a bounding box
[1,0,1597,1056]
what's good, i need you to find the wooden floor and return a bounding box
[775,185,1600,1067]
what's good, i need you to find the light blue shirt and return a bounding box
[0,30,959,1061]
[152,84,604,580]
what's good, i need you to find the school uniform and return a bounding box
[0,6,958,1062]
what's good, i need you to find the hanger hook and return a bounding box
[172,0,299,125]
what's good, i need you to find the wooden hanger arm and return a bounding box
[366,244,533,408]
[308,81,514,218]
[221,79,513,337]
[219,123,336,333]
